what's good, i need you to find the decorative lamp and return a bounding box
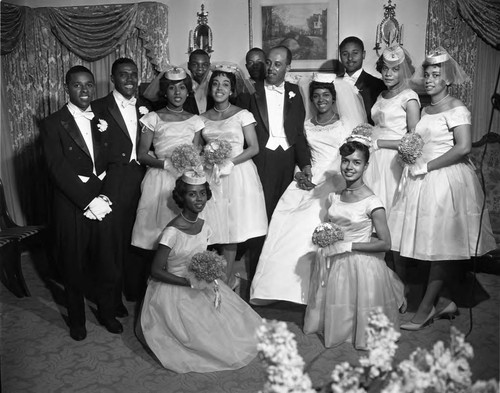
[374,0,404,56]
[188,4,214,55]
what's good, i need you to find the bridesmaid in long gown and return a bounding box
[250,74,366,305]
[201,66,268,289]
[131,67,204,250]
[304,137,404,349]
[138,173,262,373]
[389,48,496,330]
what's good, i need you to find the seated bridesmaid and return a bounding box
[136,172,262,373]
[304,136,404,350]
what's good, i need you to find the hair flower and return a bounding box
[97,119,108,132]
[288,91,296,99]
[139,106,149,116]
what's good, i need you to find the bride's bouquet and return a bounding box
[398,132,424,165]
[312,222,344,248]
[186,250,227,309]
[170,144,203,174]
[352,123,374,138]
[202,139,232,167]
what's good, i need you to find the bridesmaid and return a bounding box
[131,67,204,251]
[364,45,420,216]
[201,65,268,289]
[389,47,496,330]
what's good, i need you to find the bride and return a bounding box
[250,73,366,305]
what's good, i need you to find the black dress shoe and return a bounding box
[115,304,129,318]
[69,326,87,341]
[99,316,123,334]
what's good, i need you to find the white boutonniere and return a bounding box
[97,119,108,132]
[288,91,296,99]
[139,106,149,115]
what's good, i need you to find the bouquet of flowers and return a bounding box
[202,139,232,167]
[170,144,203,174]
[398,132,424,165]
[312,222,344,248]
[186,250,227,309]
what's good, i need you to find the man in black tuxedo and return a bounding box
[240,45,312,279]
[339,36,385,125]
[40,66,123,341]
[92,58,151,307]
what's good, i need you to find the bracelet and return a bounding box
[99,194,111,205]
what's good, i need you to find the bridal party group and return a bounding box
[41,34,496,373]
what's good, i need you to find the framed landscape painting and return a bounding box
[249,0,338,71]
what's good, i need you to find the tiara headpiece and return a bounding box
[425,47,450,65]
[181,170,206,185]
[166,67,187,81]
[312,72,336,84]
[213,63,239,74]
[383,45,405,67]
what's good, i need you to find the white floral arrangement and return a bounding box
[97,119,108,132]
[257,309,499,393]
[138,106,149,115]
[289,91,296,100]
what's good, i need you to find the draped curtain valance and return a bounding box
[456,0,500,50]
[1,1,169,70]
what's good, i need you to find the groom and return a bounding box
[240,45,312,280]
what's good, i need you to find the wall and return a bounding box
[6,0,429,77]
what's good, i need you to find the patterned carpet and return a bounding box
[1,251,499,393]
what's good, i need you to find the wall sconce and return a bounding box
[188,4,214,55]
[374,0,403,56]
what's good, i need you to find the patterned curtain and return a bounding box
[456,0,500,50]
[426,0,477,109]
[0,2,169,225]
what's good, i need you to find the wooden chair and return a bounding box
[0,178,46,297]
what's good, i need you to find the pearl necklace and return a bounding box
[181,212,198,224]
[166,106,183,113]
[214,103,231,113]
[345,183,366,191]
[315,113,337,126]
[430,93,449,106]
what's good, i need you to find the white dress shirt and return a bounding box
[67,102,96,176]
[264,82,290,151]
[343,68,363,86]
[113,90,138,162]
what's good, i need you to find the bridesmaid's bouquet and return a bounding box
[202,139,232,167]
[171,144,203,174]
[312,222,344,248]
[186,250,227,309]
[398,132,424,165]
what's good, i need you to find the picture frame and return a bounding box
[248,0,339,71]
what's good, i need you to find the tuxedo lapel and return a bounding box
[60,106,91,158]
[284,82,292,117]
[355,71,367,92]
[254,82,269,133]
[91,118,102,169]
[107,94,131,142]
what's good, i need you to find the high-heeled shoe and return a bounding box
[435,301,459,320]
[400,306,436,331]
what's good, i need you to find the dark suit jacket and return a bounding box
[91,93,152,166]
[40,105,117,212]
[243,81,311,171]
[353,70,386,125]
